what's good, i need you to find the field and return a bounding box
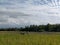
[0,31,60,45]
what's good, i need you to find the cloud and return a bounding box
[0,0,60,28]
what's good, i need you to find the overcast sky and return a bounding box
[0,0,60,28]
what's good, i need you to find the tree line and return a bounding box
[0,24,60,32]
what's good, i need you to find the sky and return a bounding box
[0,0,60,28]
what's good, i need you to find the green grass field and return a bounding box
[0,31,60,45]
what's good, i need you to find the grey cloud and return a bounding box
[47,12,59,14]
[0,16,8,23]
[0,11,31,18]
[0,2,13,5]
[0,19,7,22]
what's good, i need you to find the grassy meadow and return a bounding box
[0,31,60,45]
